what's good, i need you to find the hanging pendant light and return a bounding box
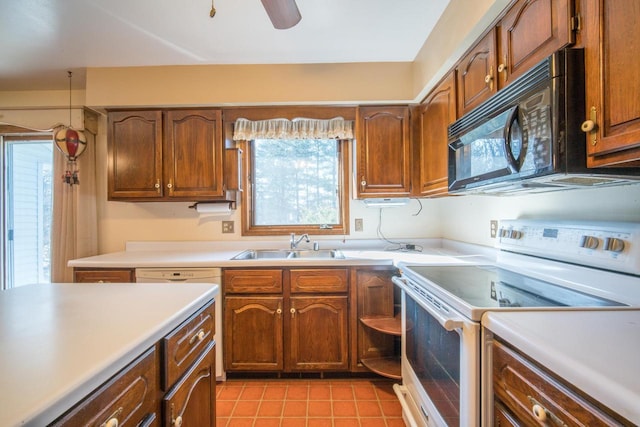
[54,71,87,186]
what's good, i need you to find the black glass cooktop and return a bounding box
[402,265,624,309]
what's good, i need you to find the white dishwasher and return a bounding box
[135,267,225,381]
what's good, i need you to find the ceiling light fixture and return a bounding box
[210,0,216,18]
[54,71,87,186]
[261,0,301,29]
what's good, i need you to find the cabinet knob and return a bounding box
[497,63,506,73]
[290,308,296,317]
[173,415,183,427]
[189,328,206,345]
[154,179,161,190]
[276,308,282,315]
[167,182,173,189]
[484,66,494,89]
[532,404,547,422]
[581,120,596,133]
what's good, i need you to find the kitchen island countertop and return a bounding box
[483,310,640,424]
[0,282,219,427]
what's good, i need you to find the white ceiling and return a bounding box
[0,0,450,91]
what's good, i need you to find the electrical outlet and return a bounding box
[354,218,363,232]
[222,221,234,234]
[490,220,498,238]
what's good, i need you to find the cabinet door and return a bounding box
[288,296,349,371]
[164,109,224,198]
[224,296,284,371]
[413,71,457,197]
[356,106,411,197]
[583,0,640,167]
[108,111,163,200]
[498,0,574,87]
[74,268,135,283]
[162,341,215,427]
[457,29,498,116]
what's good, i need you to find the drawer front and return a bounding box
[290,269,349,293]
[224,269,283,293]
[163,341,216,427]
[74,268,135,283]
[162,300,215,389]
[493,340,628,426]
[53,346,158,426]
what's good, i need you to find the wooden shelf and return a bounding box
[359,315,401,336]
[361,357,401,380]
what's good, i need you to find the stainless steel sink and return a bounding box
[231,249,344,260]
[288,249,345,259]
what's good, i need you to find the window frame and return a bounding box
[239,137,350,236]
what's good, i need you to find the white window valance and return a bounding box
[233,117,354,141]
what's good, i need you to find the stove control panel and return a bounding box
[497,219,640,275]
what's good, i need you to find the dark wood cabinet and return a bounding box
[108,109,236,202]
[224,296,284,371]
[412,71,457,197]
[582,0,640,167]
[492,338,632,426]
[74,268,135,283]
[355,267,400,379]
[498,0,575,87]
[355,106,411,198]
[223,267,349,373]
[162,341,216,427]
[52,347,159,427]
[53,299,216,427]
[288,295,349,371]
[456,29,498,117]
[108,110,163,199]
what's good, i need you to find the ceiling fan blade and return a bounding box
[260,0,301,29]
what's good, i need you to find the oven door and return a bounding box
[393,276,480,427]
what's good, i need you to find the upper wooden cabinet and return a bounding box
[456,0,575,116]
[457,29,498,116]
[582,0,640,167]
[413,71,457,197]
[108,109,234,201]
[355,106,411,198]
[498,0,575,87]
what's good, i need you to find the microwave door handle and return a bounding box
[504,106,521,172]
[392,276,465,332]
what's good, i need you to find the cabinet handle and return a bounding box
[527,396,567,427]
[189,328,206,345]
[167,181,173,189]
[290,307,296,317]
[581,106,598,146]
[100,407,123,427]
[173,415,183,427]
[276,308,282,315]
[484,66,494,90]
[154,179,161,192]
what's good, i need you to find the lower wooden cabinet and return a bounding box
[52,299,216,427]
[492,338,633,426]
[223,268,349,373]
[163,341,216,427]
[52,346,159,427]
[74,268,135,283]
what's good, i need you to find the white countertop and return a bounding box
[483,310,640,424]
[67,239,495,268]
[0,282,219,427]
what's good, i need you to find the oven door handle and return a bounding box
[392,276,465,332]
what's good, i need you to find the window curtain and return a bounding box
[232,117,354,140]
[51,123,98,282]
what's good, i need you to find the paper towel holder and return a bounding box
[188,201,236,211]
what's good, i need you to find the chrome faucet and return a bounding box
[290,233,310,249]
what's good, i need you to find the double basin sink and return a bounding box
[232,249,345,260]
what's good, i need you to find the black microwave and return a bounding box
[447,48,640,195]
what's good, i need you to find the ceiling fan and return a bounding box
[260,0,302,29]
